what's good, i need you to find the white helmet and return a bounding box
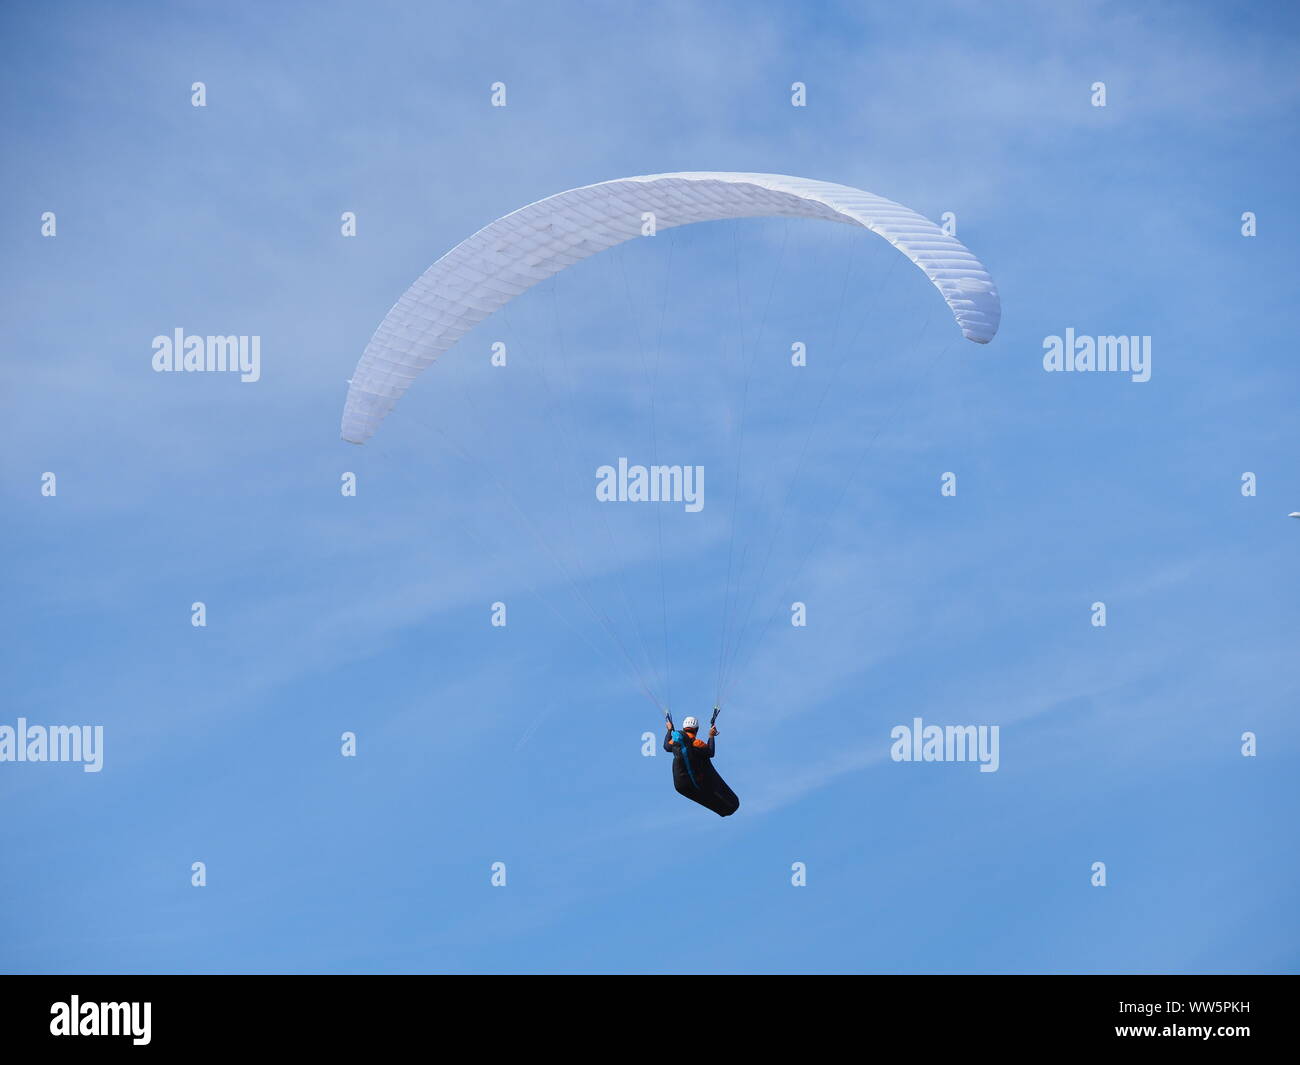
[682,716,699,730]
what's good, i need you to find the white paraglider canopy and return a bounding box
[341,171,1001,443]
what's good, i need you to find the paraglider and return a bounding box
[341,172,1001,814]
[664,708,739,817]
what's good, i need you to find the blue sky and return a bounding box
[2,0,1298,974]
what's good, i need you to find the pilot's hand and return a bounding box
[709,727,719,737]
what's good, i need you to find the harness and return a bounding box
[671,730,700,788]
